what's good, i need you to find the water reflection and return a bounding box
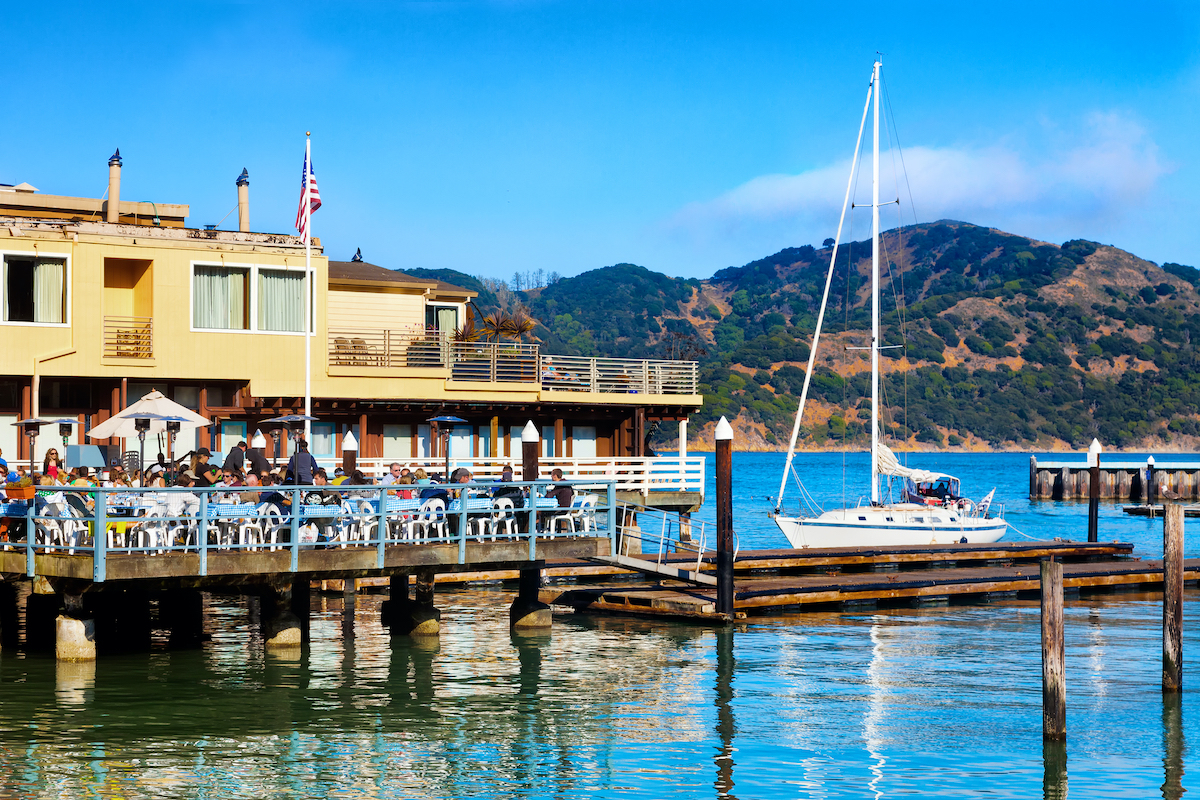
[1,591,1199,797]
[1163,693,1185,800]
[714,626,736,799]
[1042,740,1068,800]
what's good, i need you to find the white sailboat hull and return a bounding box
[774,503,1007,549]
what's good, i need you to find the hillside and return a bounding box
[430,221,1200,451]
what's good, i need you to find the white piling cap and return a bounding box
[715,416,733,441]
[1148,455,1155,466]
[341,429,358,451]
[1086,438,1102,467]
[251,429,267,449]
[521,421,540,443]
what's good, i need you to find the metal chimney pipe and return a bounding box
[236,168,250,232]
[106,149,122,223]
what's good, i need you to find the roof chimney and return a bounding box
[236,168,250,232]
[106,149,122,224]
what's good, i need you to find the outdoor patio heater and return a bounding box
[426,415,466,480]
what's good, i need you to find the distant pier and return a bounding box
[1028,455,1200,501]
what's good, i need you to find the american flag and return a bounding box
[295,151,322,242]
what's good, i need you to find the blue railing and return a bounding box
[0,480,617,582]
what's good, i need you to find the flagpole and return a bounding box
[303,134,313,443]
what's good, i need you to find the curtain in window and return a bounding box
[194,266,245,329]
[311,424,334,456]
[258,270,305,332]
[32,259,64,323]
[436,307,457,333]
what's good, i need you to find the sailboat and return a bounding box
[772,60,1007,549]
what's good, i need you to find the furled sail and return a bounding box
[874,442,943,483]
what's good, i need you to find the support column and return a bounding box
[1041,558,1066,741]
[0,580,18,650]
[25,579,61,651]
[1164,502,1184,692]
[510,566,551,630]
[386,569,440,636]
[161,588,205,648]
[56,592,95,662]
[715,417,734,618]
[262,580,305,649]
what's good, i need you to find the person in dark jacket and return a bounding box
[222,441,248,473]
[285,440,319,485]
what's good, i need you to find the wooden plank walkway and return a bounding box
[353,540,1135,589]
[539,556,1199,623]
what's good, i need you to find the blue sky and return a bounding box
[6,2,1199,281]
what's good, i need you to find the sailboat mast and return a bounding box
[870,59,881,505]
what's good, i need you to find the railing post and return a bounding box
[607,481,616,548]
[94,490,107,582]
[458,499,467,564]
[290,489,301,572]
[590,358,598,392]
[198,491,208,577]
[642,360,650,394]
[25,499,35,578]
[376,486,387,569]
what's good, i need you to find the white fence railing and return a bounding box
[331,456,706,497]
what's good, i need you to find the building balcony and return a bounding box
[103,316,153,359]
[328,329,699,395]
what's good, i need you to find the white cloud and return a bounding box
[665,111,1167,255]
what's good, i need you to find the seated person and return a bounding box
[546,468,574,508]
[302,469,342,543]
[419,474,450,506]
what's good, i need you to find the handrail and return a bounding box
[613,498,708,577]
[341,456,706,496]
[103,316,153,359]
[1,480,615,582]
[326,327,699,394]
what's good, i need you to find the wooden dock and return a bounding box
[536,541,1182,622]
[1123,504,1200,518]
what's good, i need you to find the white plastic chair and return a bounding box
[489,497,517,539]
[412,499,447,541]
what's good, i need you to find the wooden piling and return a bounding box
[715,418,734,617]
[1041,558,1065,741]
[1163,502,1184,693]
[1088,463,1100,543]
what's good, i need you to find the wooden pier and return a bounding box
[1030,455,1200,501]
[537,540,1185,622]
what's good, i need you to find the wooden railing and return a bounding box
[103,316,153,359]
[538,355,698,395]
[342,456,706,496]
[328,330,699,394]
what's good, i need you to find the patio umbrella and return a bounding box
[87,390,211,440]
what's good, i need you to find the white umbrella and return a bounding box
[87,390,211,440]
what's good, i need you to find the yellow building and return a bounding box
[0,152,701,469]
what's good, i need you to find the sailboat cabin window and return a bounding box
[931,516,942,523]
[914,516,924,523]
[858,516,866,521]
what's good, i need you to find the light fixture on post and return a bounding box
[12,418,47,476]
[134,416,152,474]
[261,414,321,468]
[426,415,466,480]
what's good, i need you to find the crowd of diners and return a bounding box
[0,439,580,545]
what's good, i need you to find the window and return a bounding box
[193,265,248,329]
[311,423,334,456]
[426,304,458,334]
[174,387,200,410]
[3,255,66,324]
[258,269,305,332]
[192,262,311,334]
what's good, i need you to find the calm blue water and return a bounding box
[0,452,1195,799]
